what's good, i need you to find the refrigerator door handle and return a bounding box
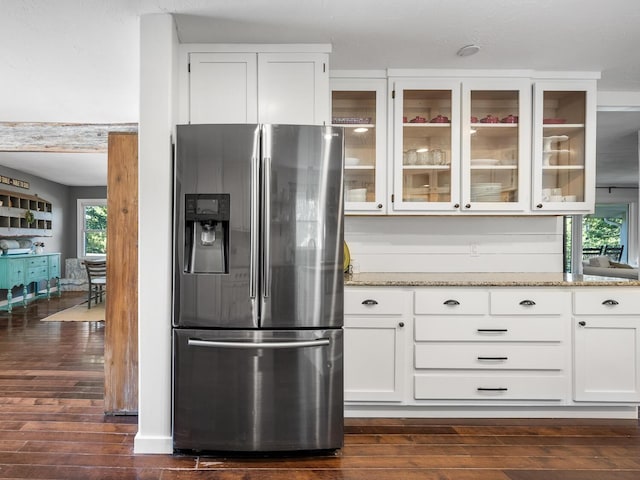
[249,151,259,299]
[262,155,272,299]
[187,338,330,349]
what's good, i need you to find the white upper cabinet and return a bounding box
[189,53,258,124]
[391,78,461,212]
[331,75,388,214]
[531,80,597,213]
[390,76,532,214]
[461,78,531,213]
[185,47,330,125]
[258,53,329,125]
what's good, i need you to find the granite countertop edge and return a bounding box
[344,272,640,287]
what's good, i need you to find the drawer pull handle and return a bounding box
[477,329,508,333]
[519,299,536,306]
[477,387,508,392]
[361,299,378,306]
[398,322,405,328]
[602,299,619,306]
[578,321,586,327]
[477,356,508,361]
[443,299,460,306]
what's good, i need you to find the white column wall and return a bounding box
[134,13,178,454]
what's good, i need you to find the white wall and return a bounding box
[135,13,178,454]
[345,216,564,273]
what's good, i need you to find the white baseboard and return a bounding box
[133,433,173,454]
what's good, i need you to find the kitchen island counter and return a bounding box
[345,271,640,287]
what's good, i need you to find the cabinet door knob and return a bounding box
[377,203,383,209]
[602,299,619,306]
[453,203,460,208]
[361,299,378,306]
[578,321,586,327]
[519,299,536,306]
[465,203,471,209]
[536,203,543,208]
[398,322,405,328]
[443,299,460,306]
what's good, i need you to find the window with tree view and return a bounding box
[79,200,107,257]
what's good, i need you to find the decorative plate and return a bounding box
[343,241,351,273]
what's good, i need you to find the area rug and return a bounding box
[40,301,105,322]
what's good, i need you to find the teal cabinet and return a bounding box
[0,253,61,311]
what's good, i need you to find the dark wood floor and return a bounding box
[1,292,640,479]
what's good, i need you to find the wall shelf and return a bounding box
[0,189,53,237]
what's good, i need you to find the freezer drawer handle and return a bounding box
[602,299,619,306]
[187,338,330,349]
[477,329,508,333]
[477,387,508,392]
[477,356,508,361]
[361,299,378,306]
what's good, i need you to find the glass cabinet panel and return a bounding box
[331,78,387,214]
[461,79,530,212]
[532,81,596,213]
[392,80,460,212]
[541,91,586,202]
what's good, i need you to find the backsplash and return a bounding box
[344,216,564,273]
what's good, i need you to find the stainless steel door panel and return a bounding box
[175,124,260,328]
[173,328,343,452]
[260,125,344,329]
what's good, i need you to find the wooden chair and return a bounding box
[582,246,603,259]
[83,259,106,309]
[603,245,624,262]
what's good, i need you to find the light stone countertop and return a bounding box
[345,272,640,287]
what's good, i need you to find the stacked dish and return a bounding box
[347,188,367,202]
[470,183,502,202]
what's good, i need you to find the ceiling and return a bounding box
[0,0,639,187]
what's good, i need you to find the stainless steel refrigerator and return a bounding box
[172,124,344,453]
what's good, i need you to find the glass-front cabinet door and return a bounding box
[461,79,530,212]
[331,77,387,214]
[391,79,461,212]
[532,80,596,213]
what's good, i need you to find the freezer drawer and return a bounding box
[173,328,343,452]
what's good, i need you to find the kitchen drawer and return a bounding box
[26,266,48,282]
[344,288,410,316]
[415,289,488,315]
[414,374,566,400]
[27,256,48,268]
[490,290,570,315]
[415,316,566,342]
[415,344,565,370]
[574,289,640,315]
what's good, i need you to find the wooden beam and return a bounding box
[0,122,138,153]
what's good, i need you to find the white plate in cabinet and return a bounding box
[344,288,410,316]
[414,289,488,315]
[414,374,566,400]
[490,290,571,315]
[573,290,640,316]
[415,344,565,370]
[415,316,566,342]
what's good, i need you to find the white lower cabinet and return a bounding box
[344,288,411,402]
[344,284,640,416]
[573,289,640,402]
[413,288,570,404]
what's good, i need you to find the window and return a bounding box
[564,202,633,273]
[77,199,107,258]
